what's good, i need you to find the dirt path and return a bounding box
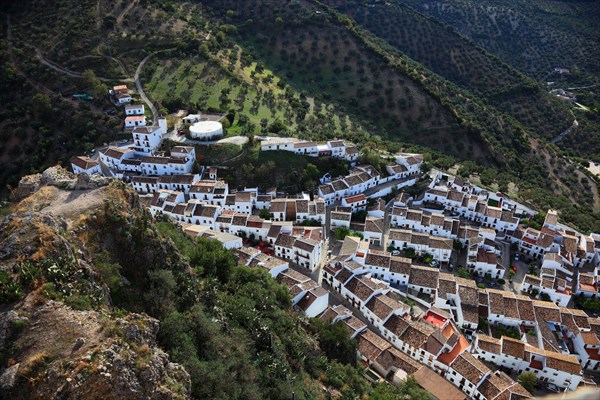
[117,0,136,28]
[134,54,158,122]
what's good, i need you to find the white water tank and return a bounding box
[189,121,223,140]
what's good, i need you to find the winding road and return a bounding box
[134,54,158,122]
[551,119,578,144]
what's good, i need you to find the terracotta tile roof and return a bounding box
[503,294,520,320]
[383,314,410,337]
[331,179,349,191]
[458,285,479,306]
[409,265,439,289]
[296,286,328,312]
[357,329,391,361]
[365,252,391,268]
[344,276,378,302]
[515,296,535,322]
[71,156,99,170]
[477,335,501,354]
[545,352,581,375]
[501,337,525,359]
[231,214,248,226]
[533,301,561,323]
[429,237,453,250]
[571,310,591,330]
[342,316,367,336]
[275,234,296,249]
[450,353,489,385]
[389,256,412,275]
[388,229,412,242]
[365,217,384,233]
[374,347,420,374]
[331,211,351,221]
[365,293,406,321]
[477,372,514,400]
[438,276,458,298]
[399,321,435,349]
[319,304,352,322]
[294,237,319,252]
[523,274,541,286]
[334,267,355,285]
[411,232,430,245]
[319,184,334,195]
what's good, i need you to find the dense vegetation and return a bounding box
[323,0,573,143]
[93,196,433,399]
[401,0,600,80]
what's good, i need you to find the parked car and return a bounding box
[429,260,439,268]
[545,383,560,393]
[512,265,517,272]
[177,129,185,136]
[391,250,400,256]
[514,253,520,261]
[448,264,454,272]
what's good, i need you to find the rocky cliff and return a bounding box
[0,168,191,399]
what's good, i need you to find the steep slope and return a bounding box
[0,167,431,399]
[322,0,573,142]
[401,0,600,80]
[0,169,191,399]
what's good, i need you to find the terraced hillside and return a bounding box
[401,0,600,81]
[322,0,574,142]
[197,0,482,156]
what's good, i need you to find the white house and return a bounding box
[342,194,368,212]
[99,147,135,170]
[246,253,289,278]
[189,180,229,206]
[71,156,101,175]
[125,115,146,128]
[472,335,583,391]
[473,247,505,279]
[330,210,351,230]
[115,92,132,104]
[124,104,145,116]
[296,286,329,318]
[132,125,162,155]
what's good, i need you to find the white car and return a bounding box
[429,260,439,267]
[391,250,400,256]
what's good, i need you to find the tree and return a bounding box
[83,69,107,99]
[539,292,551,302]
[259,208,271,219]
[311,320,356,365]
[334,226,350,240]
[456,267,470,279]
[518,371,537,392]
[404,247,416,259]
[453,239,463,251]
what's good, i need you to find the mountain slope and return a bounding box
[322,0,574,142]
[0,167,431,399]
[401,0,600,81]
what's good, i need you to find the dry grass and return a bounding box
[18,351,51,379]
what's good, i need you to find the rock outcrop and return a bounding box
[15,166,111,199]
[0,168,191,400]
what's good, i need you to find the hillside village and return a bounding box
[67,82,600,399]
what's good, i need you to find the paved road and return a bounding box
[551,119,578,144]
[134,55,158,123]
[163,130,249,146]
